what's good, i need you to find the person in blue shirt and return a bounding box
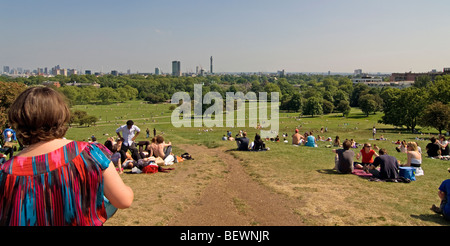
[431,179,450,221]
[1,125,17,158]
[304,132,317,147]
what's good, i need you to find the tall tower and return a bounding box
[172,61,181,76]
[210,56,213,74]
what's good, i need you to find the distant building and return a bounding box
[68,69,77,76]
[172,61,181,76]
[354,69,363,75]
[155,67,161,75]
[111,70,119,76]
[3,66,10,74]
[352,76,383,83]
[66,81,101,88]
[85,70,92,75]
[390,68,450,82]
[210,56,213,74]
[42,81,61,88]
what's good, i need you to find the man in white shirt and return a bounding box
[116,120,141,163]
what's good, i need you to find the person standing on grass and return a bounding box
[332,140,355,174]
[0,87,133,226]
[116,120,141,163]
[372,126,376,139]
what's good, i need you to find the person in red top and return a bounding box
[354,143,379,169]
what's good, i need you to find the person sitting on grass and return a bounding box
[235,132,250,151]
[153,135,172,160]
[105,137,124,174]
[354,143,379,169]
[332,140,355,174]
[430,179,450,221]
[333,136,341,147]
[365,148,400,180]
[426,137,441,157]
[304,132,317,147]
[252,133,267,151]
[292,129,304,145]
[401,142,423,176]
[137,140,152,159]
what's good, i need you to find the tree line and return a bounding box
[0,73,449,133]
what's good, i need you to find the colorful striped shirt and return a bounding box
[0,141,112,226]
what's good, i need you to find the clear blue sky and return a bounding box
[1,0,450,74]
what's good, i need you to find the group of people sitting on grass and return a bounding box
[104,120,183,174]
[331,137,448,178]
[330,135,450,222]
[232,131,270,151]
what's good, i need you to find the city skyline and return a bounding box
[2,0,450,74]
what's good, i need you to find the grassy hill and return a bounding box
[66,100,450,226]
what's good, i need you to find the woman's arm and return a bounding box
[103,162,134,209]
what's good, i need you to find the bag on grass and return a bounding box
[399,167,416,181]
[181,153,194,160]
[142,163,159,174]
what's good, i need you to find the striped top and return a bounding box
[0,141,112,226]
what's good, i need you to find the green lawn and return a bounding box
[67,100,450,226]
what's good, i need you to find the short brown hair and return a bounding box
[8,86,71,145]
[156,135,164,144]
[342,140,351,150]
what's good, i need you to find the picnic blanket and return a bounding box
[352,168,373,177]
[352,168,412,183]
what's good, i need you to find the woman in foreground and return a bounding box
[0,87,133,226]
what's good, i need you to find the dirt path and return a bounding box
[167,144,305,226]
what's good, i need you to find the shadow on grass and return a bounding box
[317,169,375,181]
[410,214,450,226]
[316,169,340,175]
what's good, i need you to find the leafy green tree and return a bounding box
[322,99,334,114]
[277,78,296,96]
[98,87,119,104]
[281,93,303,112]
[429,76,450,104]
[414,75,432,88]
[420,101,450,134]
[358,94,377,116]
[77,86,98,104]
[335,100,351,117]
[380,87,428,133]
[303,97,323,117]
[0,81,27,126]
[350,83,369,107]
[263,82,282,101]
[59,86,80,104]
[333,89,349,107]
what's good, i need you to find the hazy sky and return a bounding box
[2,0,450,74]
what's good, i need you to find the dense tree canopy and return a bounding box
[1,72,448,133]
